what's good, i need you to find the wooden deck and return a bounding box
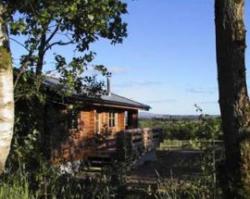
[86,128,163,167]
[58,128,163,173]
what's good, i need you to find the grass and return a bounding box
[159,139,224,151]
[0,175,32,199]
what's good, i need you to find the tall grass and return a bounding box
[0,174,33,199]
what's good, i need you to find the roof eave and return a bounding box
[68,95,151,111]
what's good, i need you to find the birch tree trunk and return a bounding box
[0,3,14,174]
[215,0,250,197]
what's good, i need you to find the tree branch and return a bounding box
[10,37,29,52]
[45,40,73,51]
[14,50,34,89]
[36,32,47,76]
[45,23,60,46]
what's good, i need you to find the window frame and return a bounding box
[95,111,100,133]
[108,112,116,127]
[69,109,79,129]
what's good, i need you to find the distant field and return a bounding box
[139,117,222,140]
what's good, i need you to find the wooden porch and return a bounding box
[53,128,162,166]
[85,128,163,167]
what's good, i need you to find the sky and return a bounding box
[10,0,250,115]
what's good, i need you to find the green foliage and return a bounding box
[54,54,108,96]
[140,117,222,140]
[6,0,127,94]
[8,0,127,47]
[14,69,46,102]
[152,178,214,199]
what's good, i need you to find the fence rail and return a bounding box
[123,128,162,156]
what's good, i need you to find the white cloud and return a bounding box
[145,99,177,104]
[186,87,216,94]
[108,66,129,74]
[113,80,162,88]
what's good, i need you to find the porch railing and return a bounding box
[54,127,162,165]
[123,128,162,156]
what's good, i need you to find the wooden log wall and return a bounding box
[48,105,127,164]
[79,109,95,139]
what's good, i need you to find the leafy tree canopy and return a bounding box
[4,0,127,97]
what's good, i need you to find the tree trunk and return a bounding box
[215,0,250,197]
[36,32,46,76]
[0,3,14,174]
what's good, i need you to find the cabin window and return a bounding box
[124,111,128,127]
[95,111,100,133]
[108,112,116,127]
[69,110,78,129]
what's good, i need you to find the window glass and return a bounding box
[95,111,100,133]
[69,109,78,129]
[124,111,128,127]
[108,112,115,127]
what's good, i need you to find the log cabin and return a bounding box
[42,77,160,164]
